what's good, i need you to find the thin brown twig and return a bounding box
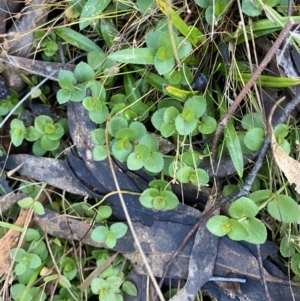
[211,18,295,159]
[256,244,272,301]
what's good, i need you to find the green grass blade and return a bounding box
[55,27,103,52]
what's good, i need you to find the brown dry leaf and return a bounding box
[0,209,31,277]
[270,131,300,193]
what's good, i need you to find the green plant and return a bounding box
[196,0,232,25]
[90,250,137,301]
[17,196,45,215]
[10,115,66,156]
[10,247,42,276]
[207,189,300,244]
[91,222,128,248]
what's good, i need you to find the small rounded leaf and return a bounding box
[267,195,300,223]
[227,219,248,241]
[229,197,259,219]
[91,226,108,243]
[244,127,265,151]
[206,215,231,236]
[110,222,128,239]
[240,217,267,244]
[122,281,137,296]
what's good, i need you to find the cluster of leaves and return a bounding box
[91,223,128,249]
[0,90,22,120]
[91,250,137,301]
[33,31,61,61]
[207,190,300,244]
[196,0,288,25]
[10,115,66,156]
[10,229,49,301]
[140,180,179,210]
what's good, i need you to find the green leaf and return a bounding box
[249,189,273,206]
[274,123,289,139]
[151,108,166,131]
[96,206,112,221]
[91,128,106,145]
[70,84,86,102]
[10,248,26,261]
[189,168,209,186]
[156,46,173,60]
[139,134,159,152]
[58,70,77,90]
[35,115,53,134]
[105,231,117,248]
[154,53,175,75]
[241,113,264,130]
[127,152,144,170]
[242,0,262,16]
[91,278,107,294]
[244,127,265,151]
[18,197,34,208]
[15,263,27,276]
[177,166,194,183]
[206,215,231,236]
[10,119,26,147]
[86,80,106,101]
[229,197,259,219]
[129,122,147,140]
[24,229,41,242]
[227,219,248,241]
[47,124,64,140]
[109,116,128,137]
[25,126,41,141]
[291,253,300,275]
[41,135,60,151]
[57,89,72,104]
[83,96,102,111]
[111,139,133,162]
[134,144,150,161]
[157,0,204,46]
[139,188,160,208]
[177,37,193,59]
[144,152,164,173]
[267,195,300,223]
[182,150,201,166]
[199,116,217,134]
[163,190,179,210]
[240,217,267,244]
[153,196,166,210]
[110,222,128,239]
[80,0,110,30]
[74,62,95,82]
[181,107,195,121]
[108,48,155,65]
[88,50,106,71]
[11,284,26,300]
[93,145,107,161]
[224,120,244,177]
[175,115,197,135]
[89,105,109,124]
[33,202,45,215]
[32,140,47,156]
[106,276,122,292]
[55,27,102,52]
[91,226,108,243]
[115,128,137,141]
[26,253,42,269]
[280,235,298,257]
[122,281,137,296]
